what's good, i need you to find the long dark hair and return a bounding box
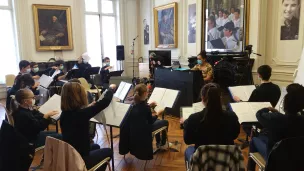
[200,83,223,123]
[283,83,304,115]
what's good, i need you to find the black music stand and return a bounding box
[66,69,82,80]
[109,70,124,77]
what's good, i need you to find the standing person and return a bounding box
[247,83,304,171]
[281,0,300,40]
[207,16,220,41]
[229,7,235,20]
[10,88,60,170]
[221,21,238,51]
[191,51,213,83]
[233,9,241,28]
[60,82,116,171]
[222,10,231,26]
[216,9,224,27]
[100,57,112,89]
[181,83,240,165]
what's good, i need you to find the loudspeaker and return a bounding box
[116,45,125,61]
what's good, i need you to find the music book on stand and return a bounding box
[230,102,271,123]
[38,94,62,120]
[148,87,180,113]
[114,81,132,101]
[228,85,256,101]
[180,102,205,120]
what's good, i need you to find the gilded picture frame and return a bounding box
[201,0,250,52]
[153,2,178,48]
[33,4,73,51]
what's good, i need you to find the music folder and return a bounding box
[38,94,62,120]
[38,74,54,89]
[209,38,225,49]
[230,102,271,123]
[109,70,124,77]
[229,85,256,101]
[148,87,180,113]
[114,81,132,101]
[94,91,131,127]
[180,102,205,120]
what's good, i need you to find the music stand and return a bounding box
[109,70,124,77]
[66,69,82,79]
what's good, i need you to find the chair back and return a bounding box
[0,103,14,126]
[78,78,91,91]
[44,136,87,171]
[5,74,16,88]
[265,136,304,171]
[93,74,103,87]
[190,145,245,171]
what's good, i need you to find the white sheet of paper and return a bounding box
[118,83,132,101]
[114,82,126,99]
[230,102,271,123]
[38,94,61,120]
[38,74,53,88]
[275,87,287,113]
[51,70,61,78]
[229,85,256,101]
[193,102,205,113]
[148,87,166,104]
[161,89,179,108]
[181,107,194,120]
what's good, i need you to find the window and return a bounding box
[0,0,19,83]
[85,0,120,68]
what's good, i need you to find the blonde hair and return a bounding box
[134,84,148,104]
[61,82,88,111]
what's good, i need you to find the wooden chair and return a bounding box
[44,137,111,171]
[152,126,170,154]
[5,74,16,88]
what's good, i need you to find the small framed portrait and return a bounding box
[154,2,178,48]
[32,4,73,51]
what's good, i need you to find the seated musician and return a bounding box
[247,84,304,171]
[49,60,66,81]
[191,50,213,83]
[75,52,92,79]
[181,83,240,165]
[233,65,281,107]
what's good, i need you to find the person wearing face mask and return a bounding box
[281,0,300,40]
[16,60,40,88]
[191,51,213,83]
[181,83,240,165]
[10,88,61,170]
[49,60,66,81]
[100,57,112,88]
[119,84,169,160]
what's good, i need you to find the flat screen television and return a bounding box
[148,50,171,66]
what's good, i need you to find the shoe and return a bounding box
[160,142,173,150]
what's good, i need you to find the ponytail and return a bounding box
[9,89,32,119]
[133,84,148,104]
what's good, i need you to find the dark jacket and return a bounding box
[183,109,240,149]
[100,66,110,84]
[249,82,281,107]
[76,63,92,79]
[281,17,299,40]
[60,89,113,157]
[0,121,35,171]
[119,101,153,160]
[256,108,304,155]
[13,108,50,144]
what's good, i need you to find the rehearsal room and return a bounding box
[1,0,304,170]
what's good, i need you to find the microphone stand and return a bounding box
[132,35,139,78]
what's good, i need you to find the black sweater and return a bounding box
[13,108,49,144]
[256,108,304,154]
[183,109,240,149]
[249,82,281,107]
[60,89,113,157]
[100,66,110,84]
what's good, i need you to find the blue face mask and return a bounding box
[197,60,203,65]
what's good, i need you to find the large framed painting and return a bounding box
[33,4,73,51]
[202,0,250,52]
[154,2,178,48]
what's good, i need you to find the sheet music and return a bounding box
[230,102,271,123]
[193,102,205,113]
[161,89,179,108]
[148,87,166,104]
[51,70,61,78]
[181,107,194,120]
[38,94,62,120]
[114,82,126,98]
[118,83,132,101]
[275,87,287,113]
[229,85,256,101]
[38,74,53,88]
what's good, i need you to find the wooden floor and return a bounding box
[0,99,250,171]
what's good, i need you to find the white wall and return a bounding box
[15,0,86,62]
[139,0,202,64]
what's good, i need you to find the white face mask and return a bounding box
[26,68,31,73]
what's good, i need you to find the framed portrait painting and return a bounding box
[202,0,250,52]
[33,4,73,51]
[154,3,178,48]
